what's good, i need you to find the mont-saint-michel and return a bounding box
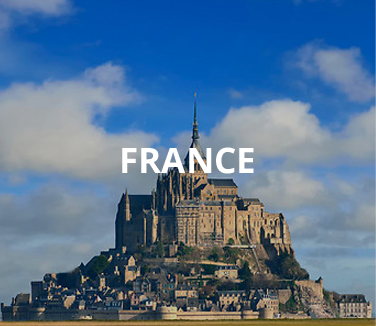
[1,104,372,321]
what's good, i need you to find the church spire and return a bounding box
[192,92,199,140]
[184,93,206,170]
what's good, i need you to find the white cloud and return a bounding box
[337,106,376,161]
[185,99,374,166]
[0,62,159,185]
[243,170,327,210]
[0,0,73,32]
[293,42,375,102]
[289,175,375,244]
[346,203,375,230]
[0,183,116,306]
[289,215,317,238]
[0,0,72,16]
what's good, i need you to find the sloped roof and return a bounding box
[339,294,367,303]
[243,198,260,203]
[184,139,206,170]
[208,178,237,187]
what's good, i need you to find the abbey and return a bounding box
[115,101,292,254]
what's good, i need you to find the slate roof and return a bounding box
[339,294,367,303]
[216,265,238,270]
[243,198,260,203]
[208,178,237,188]
[184,139,207,170]
[218,290,245,296]
[217,194,237,199]
[256,289,278,300]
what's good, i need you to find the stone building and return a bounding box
[252,289,279,317]
[214,265,238,280]
[218,290,245,310]
[115,101,292,254]
[337,294,372,318]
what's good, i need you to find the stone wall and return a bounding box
[296,279,323,301]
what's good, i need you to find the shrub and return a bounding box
[87,255,109,280]
[267,252,309,280]
[227,238,235,245]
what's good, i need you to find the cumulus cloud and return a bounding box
[337,106,376,160]
[172,98,374,257]
[0,0,73,32]
[0,185,115,243]
[0,183,116,306]
[243,170,327,210]
[175,99,374,166]
[292,42,375,102]
[0,0,72,16]
[0,62,159,186]
[289,175,375,245]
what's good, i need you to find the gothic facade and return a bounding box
[115,102,292,254]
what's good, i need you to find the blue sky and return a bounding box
[0,0,374,314]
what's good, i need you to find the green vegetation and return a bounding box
[87,255,109,280]
[323,288,339,317]
[134,244,148,260]
[217,280,238,291]
[201,264,217,275]
[227,237,235,245]
[238,261,251,280]
[153,241,165,258]
[177,242,194,257]
[279,295,300,314]
[223,246,240,264]
[208,247,220,262]
[267,252,309,280]
[140,264,150,275]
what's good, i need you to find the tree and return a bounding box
[141,264,150,275]
[87,255,109,280]
[217,280,238,291]
[154,241,165,258]
[227,238,235,245]
[223,247,240,264]
[202,264,216,275]
[238,261,251,280]
[208,247,219,262]
[177,242,194,258]
[267,252,309,280]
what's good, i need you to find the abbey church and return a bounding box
[115,101,292,255]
